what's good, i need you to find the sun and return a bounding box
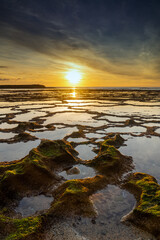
[65,69,82,86]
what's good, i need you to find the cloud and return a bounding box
[0,66,8,68]
[0,78,9,81]
[0,0,159,84]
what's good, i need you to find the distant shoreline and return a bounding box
[0,84,45,89]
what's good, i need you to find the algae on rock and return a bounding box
[123,172,160,239]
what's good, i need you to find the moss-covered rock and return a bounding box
[87,140,132,178]
[102,134,125,148]
[48,175,107,218]
[125,118,137,126]
[12,132,38,142]
[0,213,42,240]
[15,122,42,132]
[0,140,78,206]
[123,172,160,238]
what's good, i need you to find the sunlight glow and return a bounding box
[65,69,82,86]
[72,91,76,97]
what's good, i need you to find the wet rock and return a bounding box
[125,118,138,126]
[13,132,38,142]
[123,172,160,239]
[15,122,43,132]
[87,139,133,181]
[103,134,125,148]
[48,175,107,218]
[66,167,80,175]
[0,139,78,207]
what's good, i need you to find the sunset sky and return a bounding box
[0,0,160,87]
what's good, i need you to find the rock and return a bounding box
[123,172,160,238]
[66,167,80,175]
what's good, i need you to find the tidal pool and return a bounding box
[44,112,107,127]
[15,195,54,217]
[75,144,97,160]
[120,136,160,182]
[107,105,160,117]
[27,127,78,140]
[13,110,47,122]
[59,164,96,180]
[106,126,146,133]
[0,122,18,129]
[0,140,40,162]
[85,132,106,139]
[155,128,160,134]
[98,115,128,122]
[74,185,155,240]
[143,122,160,127]
[67,137,88,143]
[0,132,15,140]
[0,108,20,115]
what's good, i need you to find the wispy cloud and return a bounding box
[0,0,159,85]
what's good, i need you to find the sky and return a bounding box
[0,0,160,87]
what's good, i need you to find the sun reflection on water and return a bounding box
[72,91,76,98]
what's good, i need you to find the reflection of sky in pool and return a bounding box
[120,136,160,182]
[27,127,78,140]
[15,195,53,217]
[85,132,106,139]
[76,185,154,240]
[106,126,146,133]
[75,144,97,160]
[67,137,88,143]
[0,132,15,139]
[0,122,18,129]
[0,140,40,162]
[44,112,107,127]
[155,128,160,134]
[59,164,96,180]
[13,111,47,122]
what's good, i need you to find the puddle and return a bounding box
[0,122,18,129]
[75,144,97,160]
[18,104,55,109]
[107,105,160,117]
[106,126,146,133]
[98,115,128,122]
[156,128,160,134]
[125,100,160,106]
[67,137,88,143]
[120,136,160,183]
[27,127,78,140]
[13,110,47,122]
[15,194,53,217]
[74,185,155,240]
[143,122,160,127]
[0,132,15,139]
[40,106,70,113]
[143,123,160,127]
[59,164,96,180]
[44,112,107,127]
[0,108,20,115]
[85,132,106,139]
[0,140,40,162]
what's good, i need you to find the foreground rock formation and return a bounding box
[0,137,159,239]
[123,172,160,239]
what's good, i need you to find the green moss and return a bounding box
[37,140,72,158]
[128,173,160,217]
[0,213,42,240]
[62,180,88,196]
[101,134,124,148]
[89,144,121,169]
[49,176,107,217]
[6,216,41,240]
